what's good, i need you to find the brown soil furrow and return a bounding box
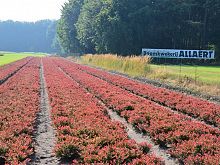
[31,60,59,165]
[80,69,220,131]
[58,66,179,165]
[0,59,31,85]
[75,60,220,104]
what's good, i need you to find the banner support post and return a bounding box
[179,58,182,83]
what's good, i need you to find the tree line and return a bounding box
[57,0,220,62]
[0,20,61,53]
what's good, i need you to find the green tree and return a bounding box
[0,20,57,53]
[58,0,220,62]
[57,0,84,53]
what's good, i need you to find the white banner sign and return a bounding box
[142,48,215,59]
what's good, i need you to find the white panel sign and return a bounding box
[142,48,215,59]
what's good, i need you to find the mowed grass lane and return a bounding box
[150,64,220,85]
[80,54,220,96]
[0,52,45,66]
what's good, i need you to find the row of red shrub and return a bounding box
[76,63,220,128]
[0,57,32,84]
[0,59,40,164]
[43,58,163,164]
[53,58,220,164]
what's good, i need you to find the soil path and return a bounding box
[59,66,179,165]
[0,59,30,85]
[81,69,220,131]
[31,60,59,165]
[107,109,179,165]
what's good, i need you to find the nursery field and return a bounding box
[0,57,220,165]
[80,54,220,96]
[150,64,220,85]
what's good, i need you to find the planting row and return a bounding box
[53,58,220,165]
[43,58,163,164]
[0,58,40,164]
[73,61,220,128]
[0,57,32,84]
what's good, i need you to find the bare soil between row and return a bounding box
[30,62,59,165]
[58,66,179,165]
[79,61,220,104]
[81,69,220,131]
[0,59,31,85]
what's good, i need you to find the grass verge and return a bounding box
[0,52,45,66]
[78,54,220,97]
[80,54,151,77]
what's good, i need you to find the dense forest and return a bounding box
[0,20,60,53]
[57,0,220,62]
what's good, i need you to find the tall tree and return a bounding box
[57,0,84,54]
[76,0,102,53]
[0,20,57,53]
[57,0,220,61]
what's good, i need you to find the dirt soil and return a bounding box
[30,62,59,165]
[59,66,179,165]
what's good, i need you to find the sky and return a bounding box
[0,0,69,22]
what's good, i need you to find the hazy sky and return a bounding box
[0,0,68,22]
